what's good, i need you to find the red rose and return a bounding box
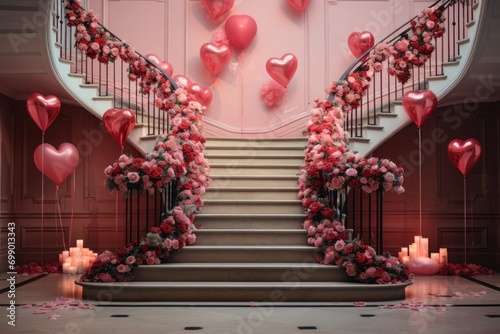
[150,167,163,178]
[349,179,361,188]
[362,167,372,178]
[309,202,322,214]
[322,207,334,219]
[160,222,173,234]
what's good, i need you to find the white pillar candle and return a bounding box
[400,247,408,257]
[76,239,84,249]
[420,238,429,258]
[409,244,417,260]
[402,256,409,264]
[431,252,440,263]
[77,258,84,274]
[439,248,448,265]
[68,266,77,275]
[62,263,70,274]
[414,236,421,258]
[62,250,69,263]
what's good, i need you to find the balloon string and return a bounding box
[418,127,422,237]
[56,186,66,251]
[68,172,76,251]
[239,51,244,135]
[41,135,44,266]
[463,176,467,264]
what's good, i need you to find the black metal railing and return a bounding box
[54,0,181,243]
[327,0,477,253]
[53,0,176,136]
[334,0,476,139]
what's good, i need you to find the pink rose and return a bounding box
[125,256,136,265]
[116,264,130,273]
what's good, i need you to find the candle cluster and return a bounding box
[59,240,97,275]
[398,235,448,266]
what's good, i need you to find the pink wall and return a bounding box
[86,0,437,138]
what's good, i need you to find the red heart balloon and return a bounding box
[145,53,161,65]
[347,31,375,58]
[26,93,61,134]
[265,53,298,88]
[201,0,234,20]
[189,83,213,107]
[34,143,79,185]
[402,90,437,128]
[199,43,232,76]
[225,15,257,49]
[173,75,192,89]
[286,0,311,12]
[102,108,136,148]
[158,60,174,77]
[447,139,481,177]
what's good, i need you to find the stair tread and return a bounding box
[196,213,305,217]
[77,281,410,288]
[206,187,298,190]
[204,199,301,203]
[211,175,298,179]
[180,245,311,249]
[196,228,305,233]
[136,263,336,268]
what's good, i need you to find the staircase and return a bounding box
[77,137,409,302]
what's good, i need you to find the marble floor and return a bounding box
[0,272,499,334]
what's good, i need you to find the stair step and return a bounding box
[201,199,303,214]
[76,280,410,302]
[194,213,305,229]
[195,228,306,245]
[210,175,299,187]
[209,164,300,176]
[167,245,315,263]
[132,263,349,282]
[206,137,307,148]
[207,154,304,165]
[206,146,304,156]
[203,187,298,200]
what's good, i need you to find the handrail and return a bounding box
[329,0,474,143]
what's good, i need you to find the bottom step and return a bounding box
[75,281,411,302]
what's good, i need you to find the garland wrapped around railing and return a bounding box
[298,3,448,284]
[64,0,211,282]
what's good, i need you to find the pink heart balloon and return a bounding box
[265,53,298,88]
[286,0,311,12]
[407,256,441,275]
[189,83,213,107]
[447,139,482,177]
[158,60,174,77]
[34,143,79,185]
[173,75,192,89]
[201,0,234,20]
[402,90,437,128]
[26,93,61,134]
[199,43,232,76]
[347,31,375,58]
[102,108,136,148]
[145,53,161,65]
[225,15,257,49]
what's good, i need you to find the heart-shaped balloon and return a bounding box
[189,83,213,107]
[286,0,311,12]
[402,90,437,128]
[265,53,298,88]
[102,108,136,148]
[447,139,482,177]
[347,31,375,58]
[157,60,174,77]
[34,143,79,186]
[26,93,61,134]
[225,15,257,49]
[173,75,192,89]
[199,43,232,76]
[201,0,234,20]
[145,53,161,65]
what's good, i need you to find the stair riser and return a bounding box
[203,189,299,200]
[194,217,304,229]
[168,248,315,263]
[206,148,304,156]
[205,139,306,148]
[79,284,407,302]
[207,157,304,165]
[194,231,307,245]
[133,266,348,282]
[210,177,298,187]
[201,202,303,214]
[209,166,300,176]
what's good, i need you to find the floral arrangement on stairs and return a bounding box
[298,5,446,284]
[65,0,210,282]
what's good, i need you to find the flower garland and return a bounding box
[64,0,211,282]
[299,4,446,284]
